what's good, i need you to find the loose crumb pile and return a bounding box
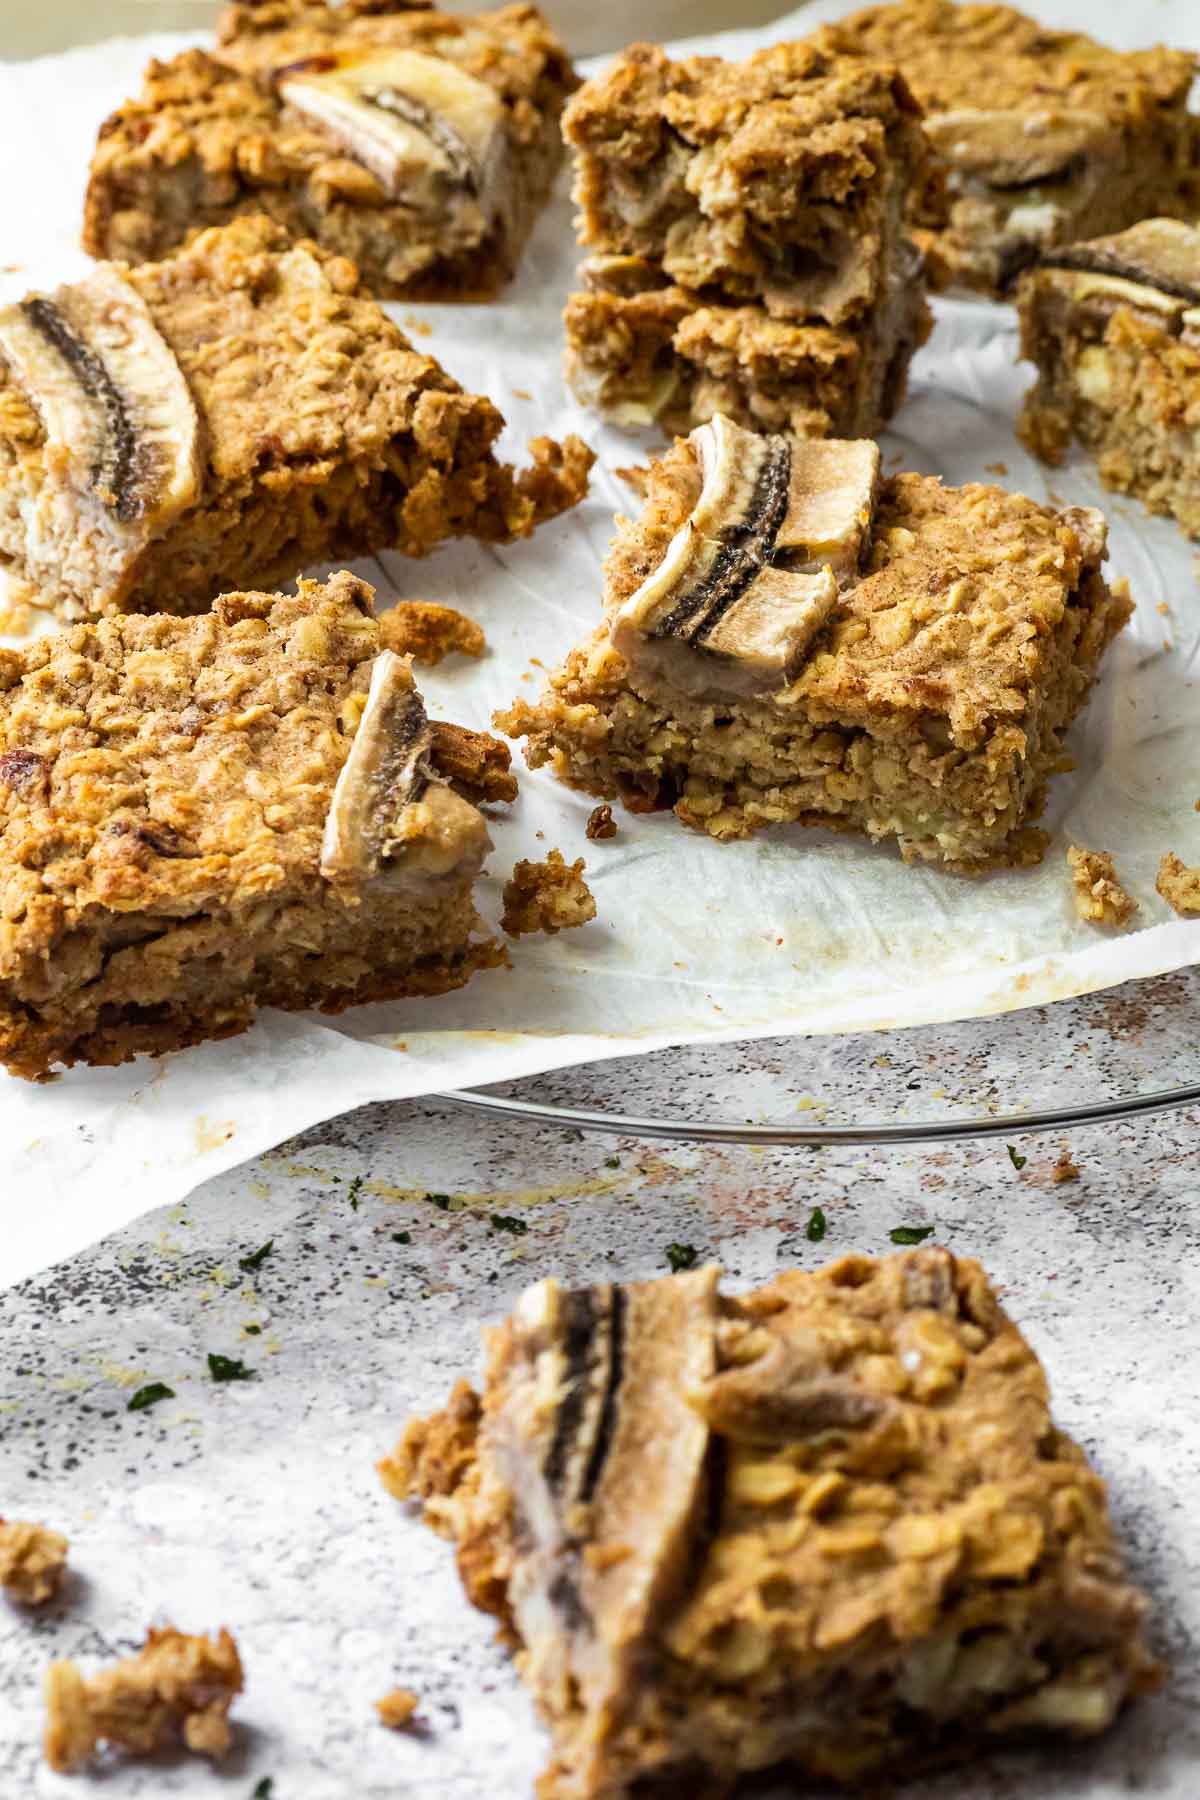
[43,1626,244,1773]
[380,601,486,666]
[1067,846,1138,928]
[502,850,596,937]
[376,1687,420,1730]
[1156,851,1200,917]
[0,1518,68,1606]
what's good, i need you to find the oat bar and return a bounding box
[498,414,1129,870]
[1018,219,1200,536]
[823,1,1198,294]
[0,216,590,622]
[387,1249,1160,1798]
[83,0,576,300]
[0,572,505,1080]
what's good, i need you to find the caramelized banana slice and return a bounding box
[321,650,490,891]
[0,265,199,537]
[611,416,877,697]
[279,48,508,216]
[925,107,1114,191]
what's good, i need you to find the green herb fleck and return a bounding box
[489,1213,528,1236]
[348,1175,364,1211]
[889,1225,935,1246]
[238,1239,274,1273]
[208,1353,255,1383]
[666,1242,698,1273]
[127,1382,175,1413]
[251,1781,274,1800]
[604,1157,619,1169]
[1007,1145,1027,1171]
[244,1325,262,1337]
[393,1231,412,1245]
[805,1206,828,1243]
[426,1193,451,1211]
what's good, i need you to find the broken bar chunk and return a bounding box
[498,415,1129,868]
[83,0,577,300]
[1018,220,1200,536]
[388,1249,1161,1799]
[0,216,591,622]
[0,572,505,1081]
[44,1627,243,1772]
[822,1,1199,296]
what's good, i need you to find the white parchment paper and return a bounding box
[2,3,1199,1285]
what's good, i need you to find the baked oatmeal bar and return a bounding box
[823,1,1198,295]
[0,572,507,1081]
[1018,220,1200,536]
[562,39,926,325]
[387,1248,1160,1798]
[0,215,590,623]
[83,0,576,300]
[564,245,930,437]
[498,414,1129,869]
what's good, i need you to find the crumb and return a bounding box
[43,1626,243,1773]
[0,1518,68,1606]
[984,461,1008,477]
[1067,846,1138,928]
[1157,601,1171,616]
[615,464,651,496]
[402,314,433,337]
[585,803,617,841]
[1156,851,1200,916]
[429,721,518,806]
[0,263,22,274]
[1051,1152,1081,1184]
[376,1687,420,1730]
[379,601,486,666]
[502,849,596,936]
[512,387,532,401]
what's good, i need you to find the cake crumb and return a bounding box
[1067,846,1138,928]
[380,601,486,666]
[585,803,617,841]
[1156,851,1200,916]
[43,1626,243,1773]
[430,722,518,806]
[1051,1152,1081,1184]
[376,1687,420,1730]
[984,461,1008,477]
[0,1518,68,1606]
[502,850,596,937]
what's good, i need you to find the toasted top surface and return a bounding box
[824,0,1195,117]
[119,215,500,484]
[0,572,437,965]
[216,0,575,107]
[563,37,919,159]
[607,436,1109,743]
[1039,217,1200,301]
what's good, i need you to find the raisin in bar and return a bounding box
[562,38,926,323]
[387,1248,1161,1798]
[83,0,576,300]
[564,245,929,437]
[0,215,591,623]
[823,1,1198,295]
[1018,219,1200,537]
[0,572,507,1081]
[499,414,1129,870]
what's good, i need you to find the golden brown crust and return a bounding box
[379,601,486,665]
[1156,850,1200,916]
[0,1518,68,1606]
[501,849,596,936]
[1066,845,1138,928]
[43,1627,244,1773]
[84,6,577,299]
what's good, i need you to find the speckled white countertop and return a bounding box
[2,974,1199,1798]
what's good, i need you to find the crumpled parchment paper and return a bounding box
[1,1,1198,1285]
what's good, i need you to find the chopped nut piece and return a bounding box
[502,849,596,937]
[0,1518,68,1606]
[429,721,518,806]
[586,804,617,841]
[1067,845,1138,928]
[1156,851,1200,916]
[379,601,486,666]
[375,1687,420,1730]
[43,1626,244,1773]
